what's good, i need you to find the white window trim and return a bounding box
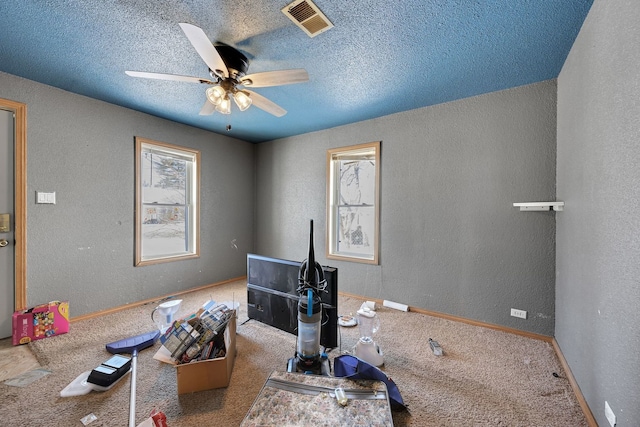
[326,141,380,264]
[135,137,200,266]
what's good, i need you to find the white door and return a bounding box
[0,109,15,339]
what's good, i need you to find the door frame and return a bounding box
[0,97,27,310]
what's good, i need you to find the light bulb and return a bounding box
[233,91,252,111]
[215,95,231,114]
[206,85,226,106]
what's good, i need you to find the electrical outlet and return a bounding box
[510,308,527,319]
[605,401,616,427]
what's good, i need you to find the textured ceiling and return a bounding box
[0,0,593,143]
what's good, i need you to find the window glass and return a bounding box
[135,137,200,265]
[327,141,380,264]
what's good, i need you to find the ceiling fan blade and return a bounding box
[179,23,228,78]
[241,69,309,88]
[125,70,214,84]
[246,90,287,117]
[199,100,216,115]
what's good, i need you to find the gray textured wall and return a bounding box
[556,0,640,425]
[0,72,254,317]
[256,80,558,336]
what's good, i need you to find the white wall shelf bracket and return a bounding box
[513,201,564,211]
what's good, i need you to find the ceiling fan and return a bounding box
[125,23,309,117]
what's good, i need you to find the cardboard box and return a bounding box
[12,301,70,345]
[174,314,236,394]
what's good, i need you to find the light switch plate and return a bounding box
[36,191,56,204]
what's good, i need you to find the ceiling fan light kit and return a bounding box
[233,90,252,111]
[125,23,309,119]
[206,83,252,114]
[216,96,232,115]
[205,85,226,105]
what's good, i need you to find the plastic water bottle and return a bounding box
[429,338,443,356]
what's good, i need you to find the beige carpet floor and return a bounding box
[0,279,587,426]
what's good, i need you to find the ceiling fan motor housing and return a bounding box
[214,44,249,78]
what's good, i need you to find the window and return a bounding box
[135,137,200,266]
[326,141,380,264]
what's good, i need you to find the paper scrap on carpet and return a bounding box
[4,368,52,387]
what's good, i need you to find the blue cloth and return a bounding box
[333,354,407,410]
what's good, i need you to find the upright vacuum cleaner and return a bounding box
[287,219,331,376]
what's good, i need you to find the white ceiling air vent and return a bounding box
[281,0,333,38]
